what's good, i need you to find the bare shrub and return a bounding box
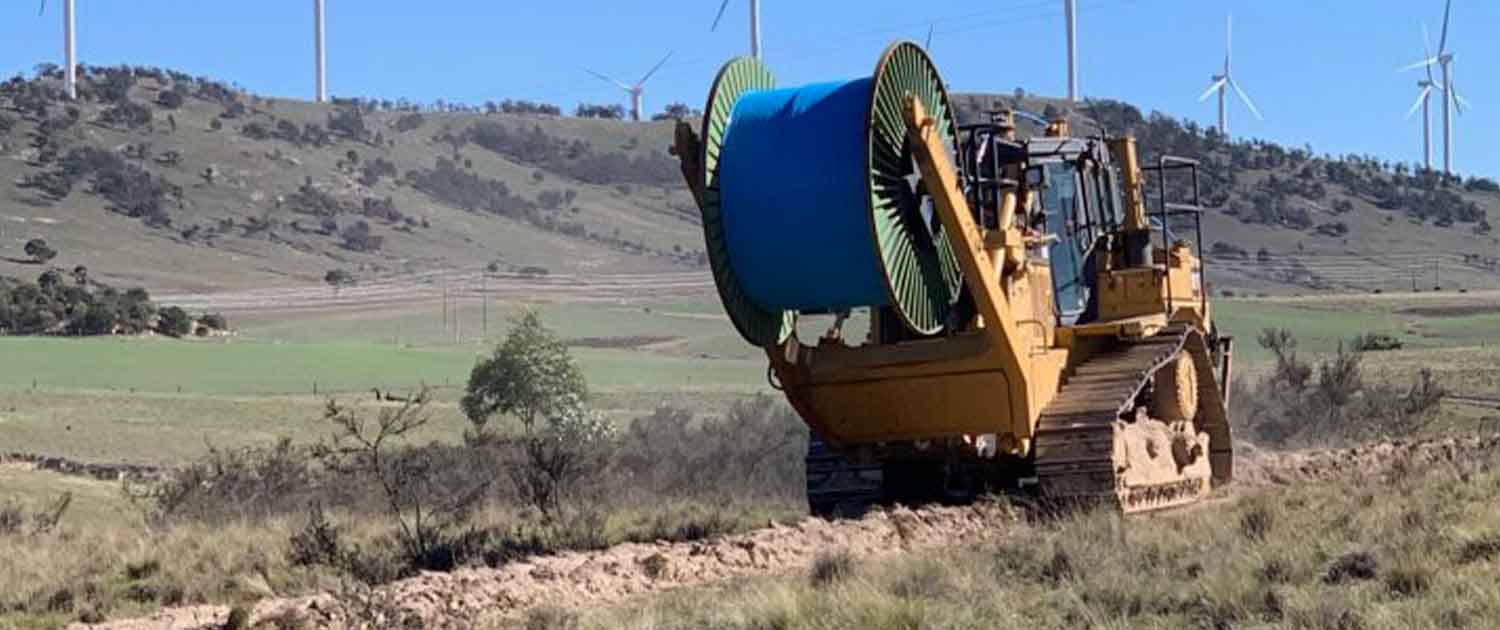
[506,397,615,518]
[612,396,805,503]
[132,438,318,523]
[0,492,71,536]
[1237,329,1446,446]
[313,390,492,569]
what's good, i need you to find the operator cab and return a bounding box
[957,110,1126,326]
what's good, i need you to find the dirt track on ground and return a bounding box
[73,432,1500,630]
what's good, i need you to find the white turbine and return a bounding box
[38,0,77,100]
[584,51,673,122]
[314,0,327,103]
[1400,0,1471,174]
[711,0,761,59]
[1064,0,1077,102]
[1197,14,1261,137]
[1402,24,1441,171]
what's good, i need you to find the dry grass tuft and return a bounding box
[1240,503,1275,542]
[1323,551,1379,584]
[1457,534,1500,564]
[1385,563,1433,598]
[809,550,855,588]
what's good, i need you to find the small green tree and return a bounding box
[157,306,192,338]
[73,302,117,336]
[324,269,355,295]
[461,311,586,438]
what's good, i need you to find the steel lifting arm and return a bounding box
[903,95,1032,383]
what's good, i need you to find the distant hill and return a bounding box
[0,66,703,293]
[2,66,1498,297]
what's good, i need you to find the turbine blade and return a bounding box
[1398,57,1439,72]
[584,68,631,92]
[1230,78,1262,120]
[1225,14,1233,73]
[1407,87,1431,119]
[1198,78,1226,102]
[1439,0,1451,53]
[638,51,673,86]
[925,24,934,51]
[1454,89,1472,114]
[1422,22,1435,82]
[711,0,732,32]
[38,0,46,16]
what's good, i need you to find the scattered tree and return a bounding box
[23,238,56,264]
[324,269,356,294]
[156,305,192,337]
[461,311,587,439]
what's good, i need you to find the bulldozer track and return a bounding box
[1033,324,1232,513]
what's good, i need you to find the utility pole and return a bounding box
[481,276,488,336]
[442,287,448,330]
[1434,256,1440,288]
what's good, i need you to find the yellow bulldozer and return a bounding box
[672,43,1233,516]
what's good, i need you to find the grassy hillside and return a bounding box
[3,67,1499,298]
[0,67,704,294]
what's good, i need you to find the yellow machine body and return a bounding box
[769,100,1217,463]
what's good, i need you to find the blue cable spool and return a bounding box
[720,78,887,310]
[697,43,962,346]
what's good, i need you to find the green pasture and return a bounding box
[0,336,762,396]
[1214,295,1500,364]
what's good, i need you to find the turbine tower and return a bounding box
[712,0,761,59]
[314,0,327,103]
[1064,0,1077,102]
[584,51,673,122]
[1401,0,1471,174]
[1197,14,1261,137]
[1403,25,1440,171]
[38,0,77,100]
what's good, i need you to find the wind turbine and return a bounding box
[711,0,761,59]
[38,0,77,100]
[1064,0,1077,102]
[584,51,673,122]
[1404,25,1441,171]
[1401,0,1471,174]
[1197,14,1261,137]
[314,0,327,103]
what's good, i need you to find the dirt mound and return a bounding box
[73,501,1022,630]
[73,432,1500,630]
[1234,432,1500,486]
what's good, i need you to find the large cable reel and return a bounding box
[696,42,962,347]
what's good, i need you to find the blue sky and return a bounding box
[2,0,1497,176]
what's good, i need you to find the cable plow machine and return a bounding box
[671,42,1234,516]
